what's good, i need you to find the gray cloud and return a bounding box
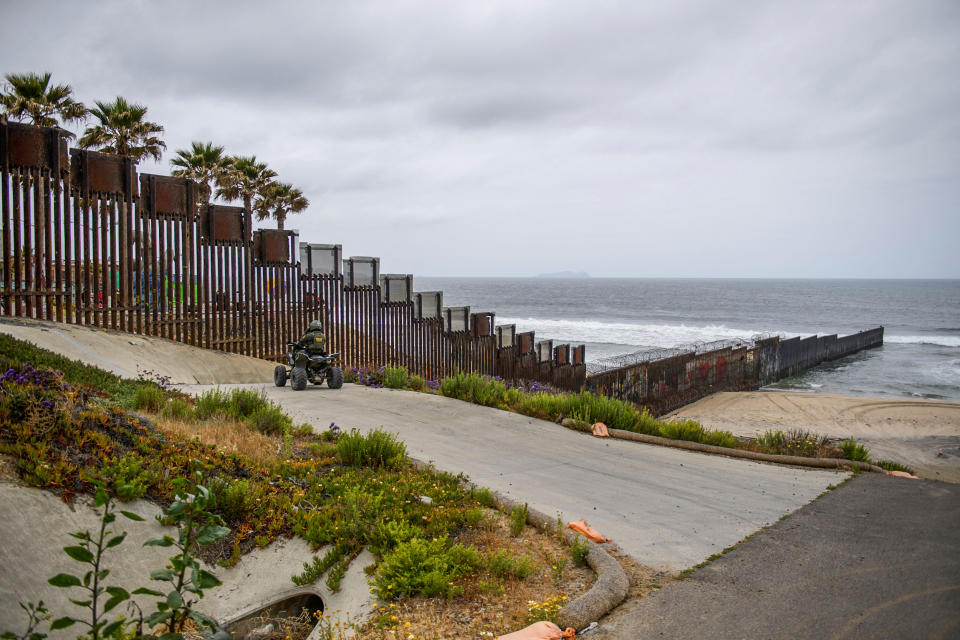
[2,0,958,277]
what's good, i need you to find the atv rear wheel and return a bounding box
[291,366,308,391]
[273,365,288,387]
[327,366,344,389]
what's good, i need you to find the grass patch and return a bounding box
[509,503,527,537]
[336,428,407,469]
[382,365,409,390]
[132,383,165,412]
[841,437,872,463]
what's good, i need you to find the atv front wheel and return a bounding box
[291,366,308,391]
[327,366,344,389]
[273,365,288,387]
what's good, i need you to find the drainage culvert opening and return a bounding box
[224,593,324,640]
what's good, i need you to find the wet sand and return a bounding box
[665,392,960,482]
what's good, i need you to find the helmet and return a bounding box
[308,319,323,332]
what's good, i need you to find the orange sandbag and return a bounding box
[591,422,610,437]
[886,470,919,479]
[497,621,575,640]
[569,519,611,543]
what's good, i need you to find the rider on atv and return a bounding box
[273,319,343,390]
[298,319,327,355]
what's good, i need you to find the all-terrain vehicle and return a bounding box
[274,342,344,391]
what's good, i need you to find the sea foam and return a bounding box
[495,317,769,348]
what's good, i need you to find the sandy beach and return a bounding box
[665,392,960,483]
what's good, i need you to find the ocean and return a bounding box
[415,278,960,402]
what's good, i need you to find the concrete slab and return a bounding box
[0,481,373,638]
[592,474,960,639]
[0,318,276,384]
[181,382,849,572]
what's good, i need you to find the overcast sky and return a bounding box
[3,0,958,278]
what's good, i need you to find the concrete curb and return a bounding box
[607,428,884,473]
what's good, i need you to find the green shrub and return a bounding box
[229,387,269,418]
[245,402,292,436]
[161,398,193,421]
[132,384,165,413]
[372,537,480,599]
[462,507,486,528]
[440,372,512,408]
[756,430,786,452]
[292,422,314,436]
[660,420,705,442]
[210,477,261,523]
[382,366,409,389]
[841,438,872,463]
[369,519,418,555]
[101,453,151,501]
[193,388,230,419]
[571,535,590,568]
[408,374,426,392]
[700,428,740,448]
[472,486,495,508]
[509,503,527,537]
[486,549,536,581]
[336,428,407,469]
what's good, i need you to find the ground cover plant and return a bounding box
[347,366,892,467]
[0,337,595,639]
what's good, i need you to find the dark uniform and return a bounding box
[297,320,327,355]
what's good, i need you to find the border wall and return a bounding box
[0,121,586,390]
[586,328,884,415]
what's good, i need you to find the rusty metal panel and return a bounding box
[472,312,494,337]
[206,205,245,242]
[554,343,570,366]
[88,153,129,194]
[3,122,68,171]
[571,344,585,366]
[517,331,535,354]
[256,229,293,263]
[71,149,135,196]
[496,324,516,349]
[141,175,191,217]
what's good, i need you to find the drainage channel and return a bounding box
[221,591,324,640]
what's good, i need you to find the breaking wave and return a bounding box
[495,317,771,348]
[884,335,960,348]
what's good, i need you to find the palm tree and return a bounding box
[253,182,309,230]
[170,141,229,204]
[78,97,165,162]
[0,71,86,134]
[217,155,277,213]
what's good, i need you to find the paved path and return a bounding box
[593,474,960,639]
[181,382,848,571]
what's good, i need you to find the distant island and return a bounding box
[536,271,591,279]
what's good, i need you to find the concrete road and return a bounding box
[593,474,960,639]
[182,382,849,571]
